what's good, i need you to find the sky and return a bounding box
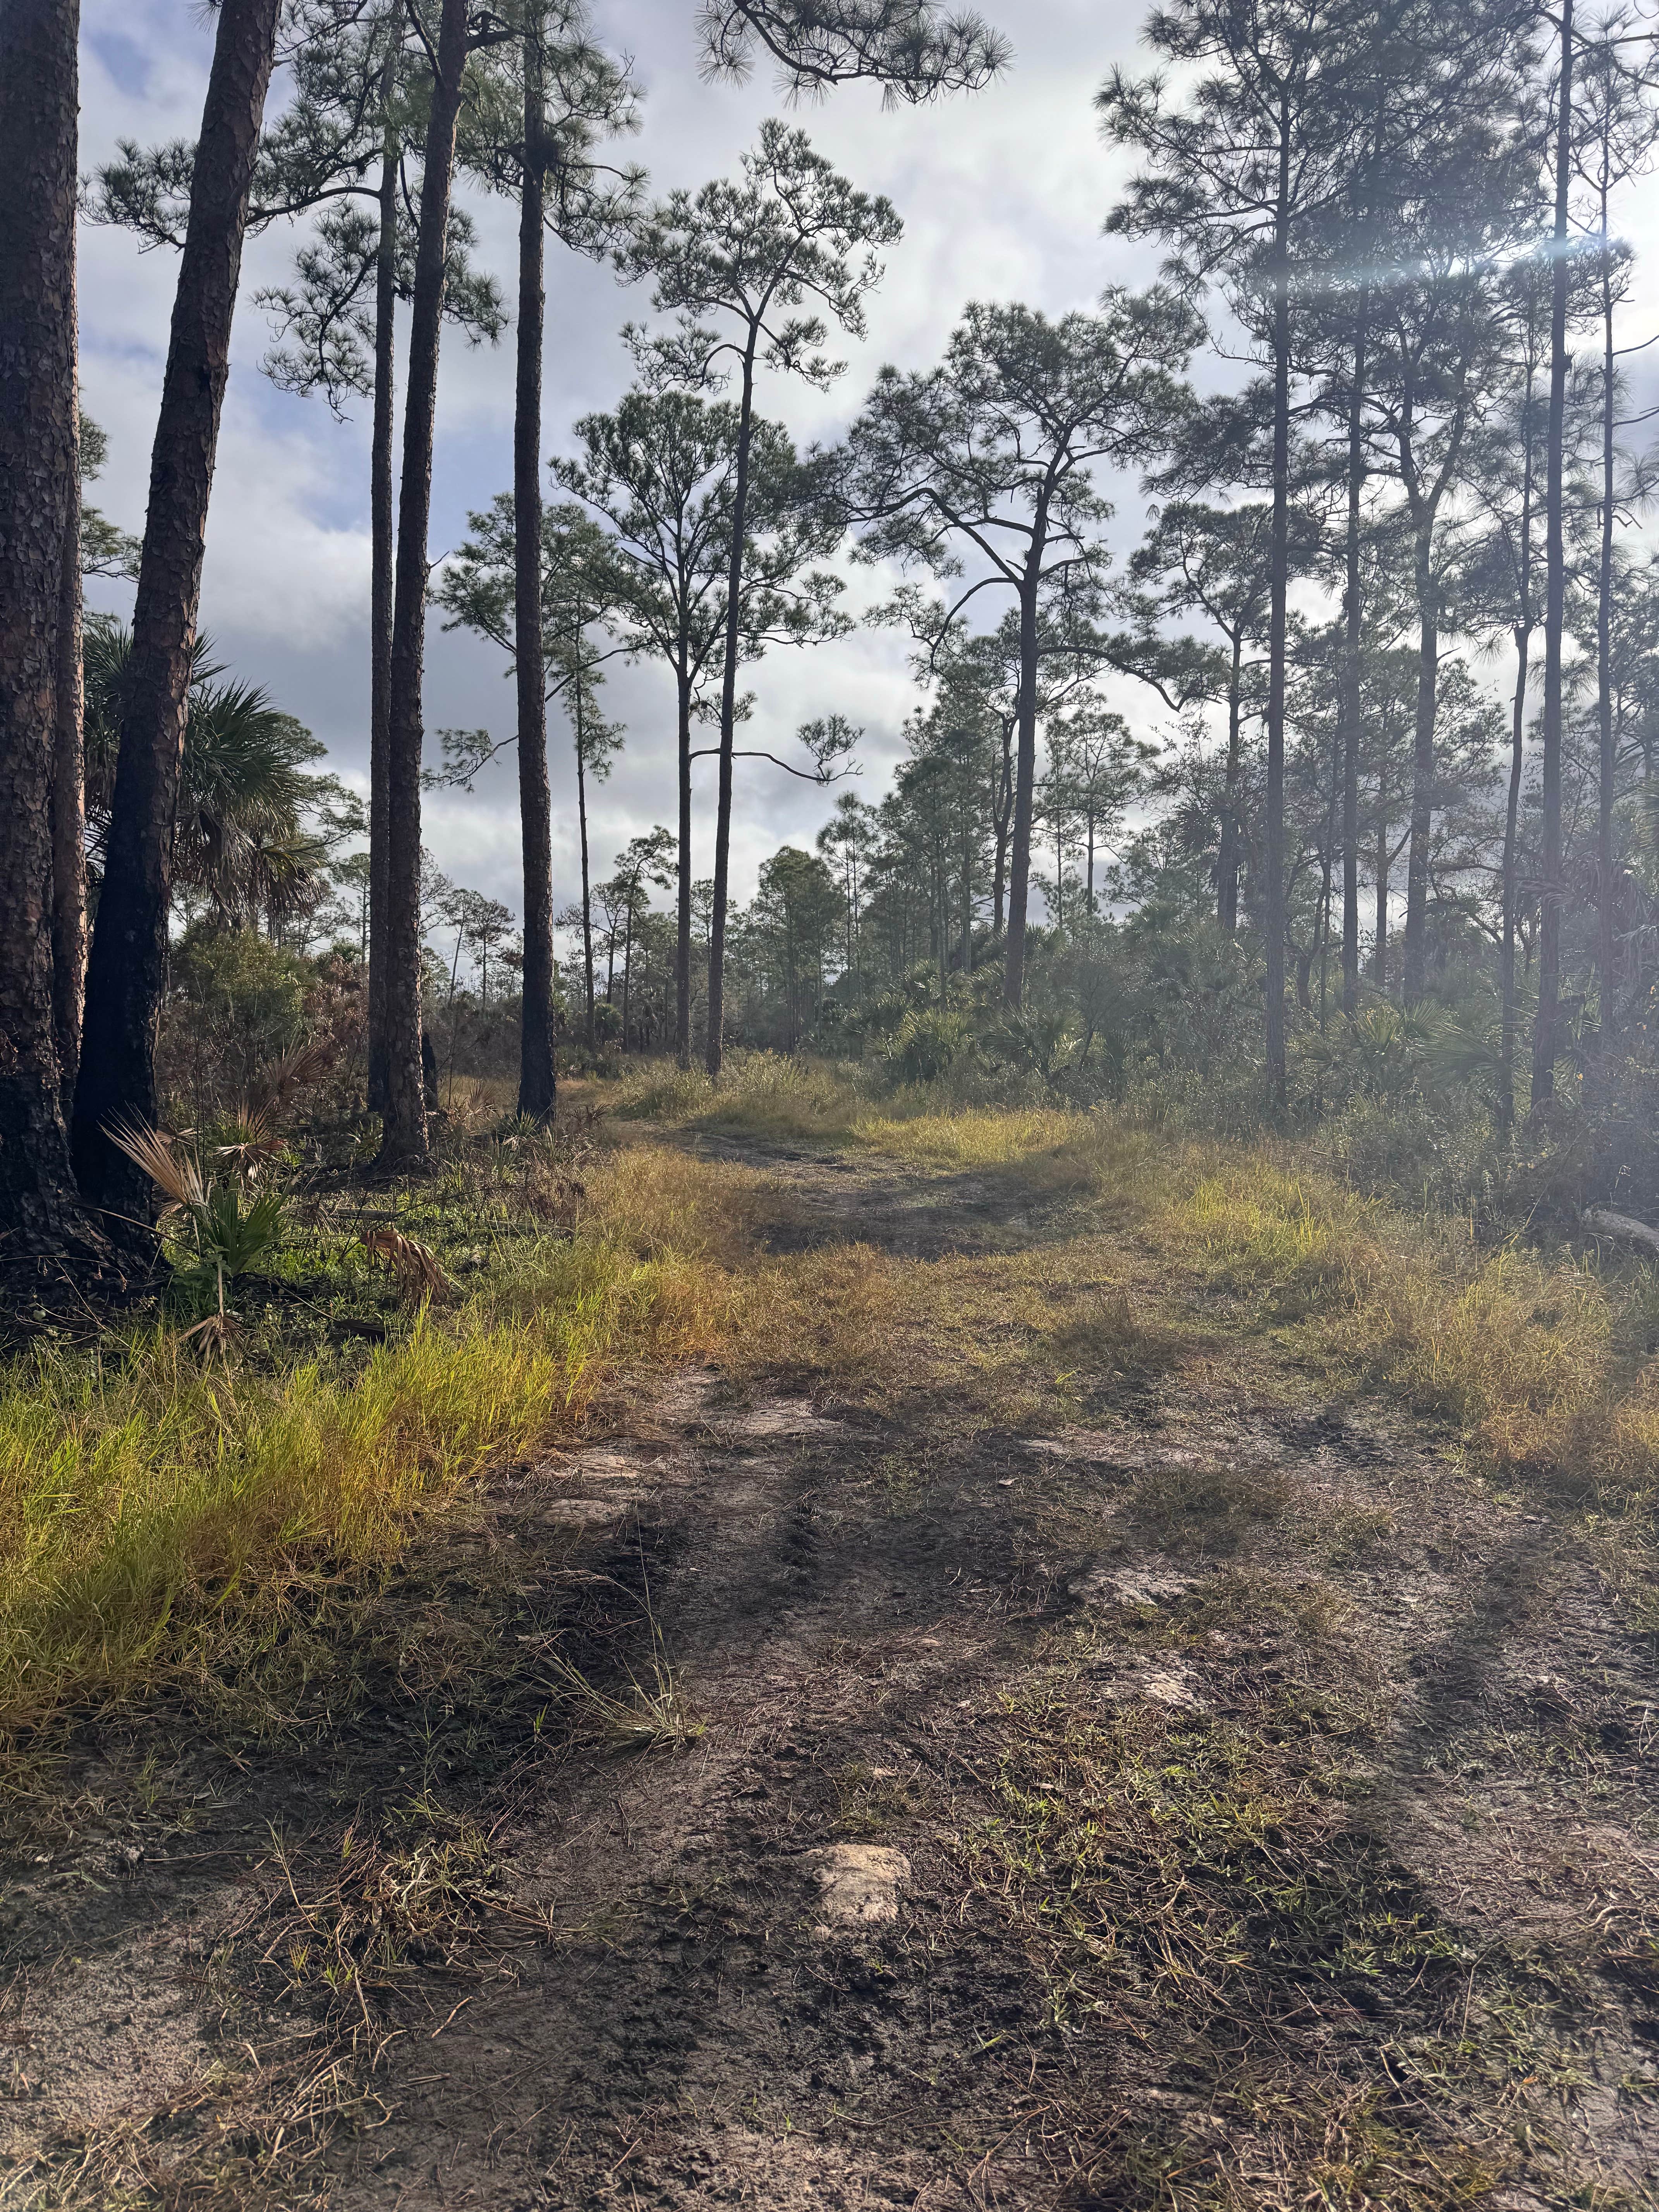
[77,0,1659,947]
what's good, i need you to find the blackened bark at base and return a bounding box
[0,0,100,1255]
[515,22,556,1123]
[1002,574,1041,1009]
[367,69,398,1118]
[422,1029,440,1113]
[74,0,280,1236]
[378,0,471,1171]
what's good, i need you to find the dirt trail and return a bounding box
[3,1131,1657,2209]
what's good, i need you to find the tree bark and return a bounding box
[1003,560,1042,1008]
[1218,630,1243,931]
[52,378,86,1120]
[1594,171,1617,1071]
[367,48,398,1116]
[575,691,596,1048]
[1373,783,1389,989]
[1263,107,1293,1113]
[1532,0,1573,1111]
[706,341,759,1076]
[991,721,1012,935]
[1498,342,1537,1137]
[1401,518,1437,1001]
[74,0,281,1232]
[1339,306,1367,1014]
[675,666,693,1067]
[0,0,94,1253]
[378,0,471,1170]
[515,16,557,1121]
[1498,618,1531,1133]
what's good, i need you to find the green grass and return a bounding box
[9,1053,1659,1741]
[0,1140,743,1736]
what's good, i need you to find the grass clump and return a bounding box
[1157,1149,1658,1492]
[611,1050,859,1139]
[0,1145,747,1737]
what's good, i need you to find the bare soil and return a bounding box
[2,1131,1656,2209]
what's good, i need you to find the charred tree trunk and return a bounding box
[74,0,281,1231]
[367,50,398,1116]
[0,0,96,1252]
[515,17,556,1121]
[378,0,471,1170]
[52,382,86,1120]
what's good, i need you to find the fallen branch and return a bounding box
[1583,1206,1659,1257]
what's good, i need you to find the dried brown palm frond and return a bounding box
[104,1119,205,1218]
[179,1310,243,1364]
[363,1225,453,1304]
[246,1036,334,1121]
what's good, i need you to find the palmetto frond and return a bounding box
[81,617,327,922]
[103,1119,206,1215]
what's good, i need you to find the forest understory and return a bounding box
[1,1084,1656,2212]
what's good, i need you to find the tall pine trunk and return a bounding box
[1594,172,1617,1071]
[676,666,693,1067]
[0,0,94,1252]
[991,724,1012,934]
[1218,630,1243,930]
[1339,305,1367,1014]
[74,0,281,1229]
[575,691,596,1048]
[1263,107,1293,1112]
[52,371,86,1119]
[515,15,557,1120]
[367,48,398,1116]
[378,0,470,1170]
[706,342,758,1076]
[1401,518,1438,1002]
[1532,0,1573,1112]
[1003,556,1042,1008]
[1498,619,1532,1133]
[1373,780,1389,988]
[1498,356,1537,1137]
